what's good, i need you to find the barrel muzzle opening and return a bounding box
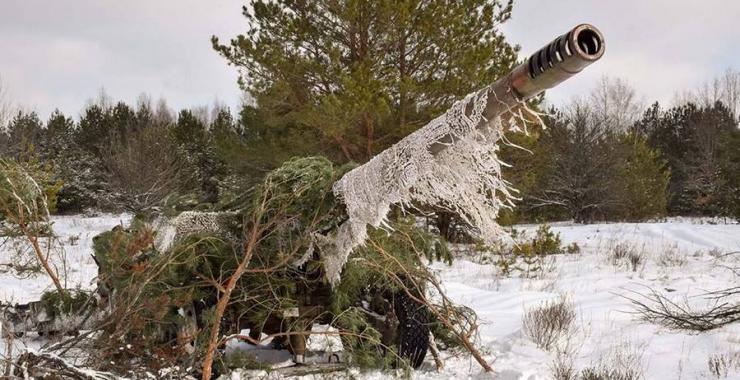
[511,23,605,100]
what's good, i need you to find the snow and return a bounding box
[0,214,132,362]
[0,213,132,304]
[1,215,738,379]
[0,213,131,373]
[426,221,740,380]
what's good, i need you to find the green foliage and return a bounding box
[565,242,581,254]
[255,156,345,227]
[719,121,740,219]
[44,98,219,213]
[0,111,44,161]
[510,224,562,275]
[0,157,61,222]
[213,105,327,184]
[92,224,153,290]
[94,221,239,309]
[503,105,671,224]
[91,156,455,372]
[514,224,564,257]
[613,134,670,221]
[498,124,553,225]
[428,304,476,349]
[91,221,243,371]
[42,110,102,213]
[238,157,353,329]
[481,224,565,276]
[330,219,452,370]
[333,307,391,369]
[173,109,227,204]
[637,101,740,217]
[93,157,351,361]
[333,218,450,313]
[213,0,519,173]
[40,288,93,318]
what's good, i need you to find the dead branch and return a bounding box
[624,287,740,332]
[427,332,444,371]
[2,318,14,377]
[14,351,118,380]
[0,160,66,295]
[17,221,65,294]
[366,237,494,372]
[200,187,272,380]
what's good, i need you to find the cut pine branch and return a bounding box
[200,194,270,380]
[0,160,66,296]
[19,221,65,295]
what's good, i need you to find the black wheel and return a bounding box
[392,291,429,369]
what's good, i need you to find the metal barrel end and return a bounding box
[510,24,605,100]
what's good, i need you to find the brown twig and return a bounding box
[623,287,740,331]
[200,190,271,380]
[366,237,494,372]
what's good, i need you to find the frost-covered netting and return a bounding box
[154,211,239,252]
[324,90,519,284]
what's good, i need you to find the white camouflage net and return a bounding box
[154,211,239,252]
[323,90,520,284]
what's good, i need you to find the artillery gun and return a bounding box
[3,24,604,376]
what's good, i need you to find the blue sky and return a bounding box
[1,0,739,120]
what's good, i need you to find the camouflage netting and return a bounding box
[89,156,455,373]
[145,91,519,287]
[328,90,516,284]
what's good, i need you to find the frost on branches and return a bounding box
[324,90,519,284]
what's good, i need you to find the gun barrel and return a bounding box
[510,23,605,101]
[430,24,604,154]
[331,25,605,282]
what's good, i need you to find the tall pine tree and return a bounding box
[636,101,739,216]
[212,0,518,171]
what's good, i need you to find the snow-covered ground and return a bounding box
[430,221,740,380]
[0,213,132,369]
[0,213,132,304]
[1,215,738,379]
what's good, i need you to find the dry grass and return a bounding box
[580,343,645,380]
[708,351,740,378]
[624,287,740,332]
[655,245,688,268]
[550,352,578,380]
[522,295,576,351]
[608,242,645,272]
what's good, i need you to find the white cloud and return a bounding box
[0,0,738,119]
[0,0,245,119]
[503,0,740,106]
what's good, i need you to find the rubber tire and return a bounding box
[392,291,429,369]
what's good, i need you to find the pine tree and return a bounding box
[613,134,670,221]
[173,110,225,204]
[39,110,91,213]
[76,104,109,155]
[718,121,740,219]
[526,104,618,223]
[497,123,550,225]
[3,111,44,161]
[212,0,518,169]
[637,101,738,216]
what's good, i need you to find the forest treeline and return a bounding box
[500,76,740,224]
[0,0,738,229]
[0,80,737,226]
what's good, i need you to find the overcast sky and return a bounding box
[1,0,739,120]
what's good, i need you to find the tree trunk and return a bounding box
[20,222,65,295]
[200,220,262,380]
